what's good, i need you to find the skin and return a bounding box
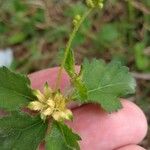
[29,67,148,150]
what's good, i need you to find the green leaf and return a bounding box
[46,26,68,43]
[45,121,81,150]
[0,111,47,150]
[72,32,86,48]
[80,59,136,112]
[0,22,7,33]
[0,67,35,110]
[64,49,75,77]
[8,32,27,45]
[64,49,87,99]
[64,2,88,17]
[98,24,119,43]
[95,23,120,48]
[134,42,150,71]
[72,78,87,100]
[72,67,88,100]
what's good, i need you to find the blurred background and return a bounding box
[0,0,149,148]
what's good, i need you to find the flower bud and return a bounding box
[44,82,52,99]
[28,101,44,111]
[86,0,104,9]
[33,89,45,102]
[73,14,81,26]
[64,109,73,120]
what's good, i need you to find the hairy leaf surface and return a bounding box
[46,121,81,150]
[72,76,87,100]
[80,59,136,112]
[0,112,47,150]
[0,67,35,110]
[64,49,75,77]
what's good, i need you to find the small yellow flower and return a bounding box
[28,83,73,122]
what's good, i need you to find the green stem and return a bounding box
[127,0,135,47]
[55,8,93,91]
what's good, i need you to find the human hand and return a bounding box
[29,67,148,150]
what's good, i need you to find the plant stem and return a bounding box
[127,0,135,47]
[46,118,52,136]
[54,8,92,91]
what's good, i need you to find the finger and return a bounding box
[29,67,69,92]
[66,100,147,150]
[29,68,147,150]
[116,144,146,150]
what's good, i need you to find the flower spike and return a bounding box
[86,0,104,8]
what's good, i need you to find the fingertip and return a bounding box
[121,99,148,143]
[67,100,148,150]
[116,145,146,150]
